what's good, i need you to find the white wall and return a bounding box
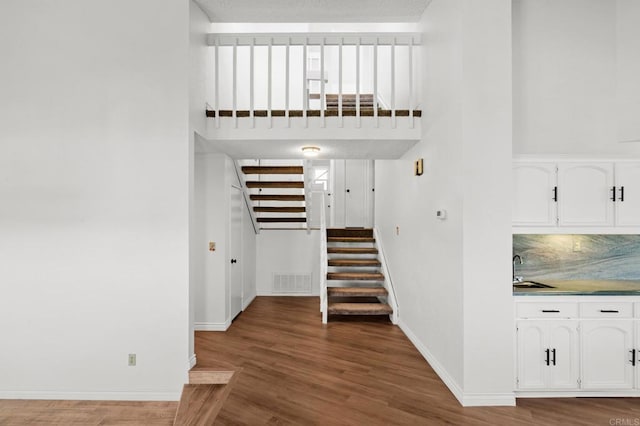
[0,0,190,400]
[513,0,640,154]
[256,231,321,296]
[376,0,514,406]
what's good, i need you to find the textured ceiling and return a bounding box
[194,0,431,23]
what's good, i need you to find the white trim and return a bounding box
[188,354,197,369]
[243,292,257,310]
[194,319,230,331]
[398,319,516,407]
[257,292,320,297]
[0,391,180,401]
[517,391,640,398]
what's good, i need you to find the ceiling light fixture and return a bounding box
[301,146,320,157]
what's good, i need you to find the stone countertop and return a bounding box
[513,279,640,296]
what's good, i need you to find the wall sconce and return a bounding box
[415,158,424,176]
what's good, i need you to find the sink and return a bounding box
[513,281,555,289]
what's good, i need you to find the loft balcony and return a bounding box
[199,32,422,144]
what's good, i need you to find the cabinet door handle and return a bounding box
[600,309,619,313]
[545,348,550,366]
[611,186,617,202]
[541,309,560,313]
[230,259,237,264]
[552,186,558,202]
[620,186,625,202]
[551,349,556,366]
[630,350,636,367]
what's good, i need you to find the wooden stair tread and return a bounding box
[257,217,306,223]
[242,166,303,175]
[173,384,227,426]
[327,228,374,238]
[327,302,393,315]
[250,194,305,201]
[328,259,381,267]
[327,272,384,281]
[328,247,378,254]
[327,287,387,297]
[246,181,304,188]
[327,237,375,243]
[254,206,306,213]
[189,368,235,385]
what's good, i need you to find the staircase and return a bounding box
[240,161,307,230]
[323,228,396,321]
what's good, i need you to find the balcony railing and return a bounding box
[206,32,421,129]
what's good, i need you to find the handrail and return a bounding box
[373,227,398,324]
[303,160,313,234]
[208,33,422,47]
[232,160,260,234]
[317,190,328,323]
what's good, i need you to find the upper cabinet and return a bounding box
[513,160,640,228]
[557,163,614,227]
[513,163,557,226]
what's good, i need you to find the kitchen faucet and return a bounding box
[513,254,523,283]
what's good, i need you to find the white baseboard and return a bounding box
[256,292,320,297]
[194,319,230,331]
[188,354,197,369]
[397,318,515,407]
[0,390,180,401]
[243,293,257,310]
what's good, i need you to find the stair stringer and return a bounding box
[372,227,399,324]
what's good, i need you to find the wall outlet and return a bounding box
[209,242,216,252]
[128,353,136,366]
[573,238,582,252]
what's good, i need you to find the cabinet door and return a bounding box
[512,162,557,226]
[558,163,615,226]
[516,321,548,390]
[615,163,640,226]
[547,321,580,390]
[581,320,634,390]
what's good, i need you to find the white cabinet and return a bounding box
[615,163,640,226]
[512,163,557,226]
[581,320,634,390]
[557,163,615,226]
[517,320,579,390]
[513,160,640,228]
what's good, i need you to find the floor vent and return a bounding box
[272,273,312,294]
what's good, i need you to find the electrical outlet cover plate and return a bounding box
[128,354,136,366]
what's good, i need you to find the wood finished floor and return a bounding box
[2,296,640,425]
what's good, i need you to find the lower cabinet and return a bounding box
[516,299,640,395]
[581,320,634,390]
[517,320,579,390]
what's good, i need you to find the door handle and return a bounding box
[551,349,556,366]
[552,186,558,202]
[620,186,625,202]
[545,348,550,366]
[600,310,619,313]
[631,350,636,366]
[611,186,617,202]
[346,189,350,193]
[230,259,237,264]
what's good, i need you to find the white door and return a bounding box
[344,160,374,228]
[516,321,547,390]
[581,320,634,390]
[229,186,243,321]
[512,162,557,226]
[547,321,580,390]
[615,162,640,226]
[558,163,615,226]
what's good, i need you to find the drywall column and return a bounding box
[0,0,190,399]
[376,0,513,406]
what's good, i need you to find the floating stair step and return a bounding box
[327,302,393,315]
[328,259,381,267]
[328,247,378,254]
[327,237,375,243]
[250,194,305,201]
[254,206,306,213]
[173,384,229,426]
[327,228,374,238]
[327,272,384,281]
[246,181,304,189]
[189,368,235,385]
[241,166,303,175]
[257,217,307,223]
[327,287,387,297]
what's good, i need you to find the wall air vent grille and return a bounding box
[272,273,312,294]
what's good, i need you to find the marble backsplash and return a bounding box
[513,234,640,280]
